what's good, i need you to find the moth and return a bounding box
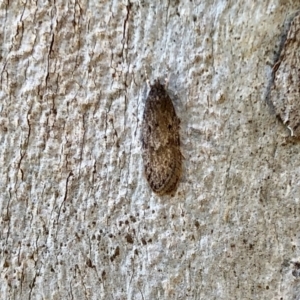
[141,80,182,195]
[269,12,300,137]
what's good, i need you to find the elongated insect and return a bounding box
[141,80,182,195]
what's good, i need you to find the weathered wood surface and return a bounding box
[1,1,300,299]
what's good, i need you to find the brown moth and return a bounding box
[270,12,300,136]
[141,80,182,195]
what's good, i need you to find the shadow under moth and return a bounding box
[270,12,300,137]
[141,80,182,195]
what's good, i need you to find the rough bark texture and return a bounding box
[1,1,300,299]
[269,12,300,137]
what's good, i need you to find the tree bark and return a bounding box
[1,1,300,299]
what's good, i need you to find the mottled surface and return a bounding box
[1,0,300,299]
[270,12,300,137]
[142,81,181,195]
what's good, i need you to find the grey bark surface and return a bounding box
[1,1,300,299]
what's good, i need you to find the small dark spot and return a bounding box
[86,259,93,268]
[110,246,120,262]
[125,234,134,244]
[3,261,9,268]
[294,261,300,269]
[102,270,106,280]
[130,215,136,222]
